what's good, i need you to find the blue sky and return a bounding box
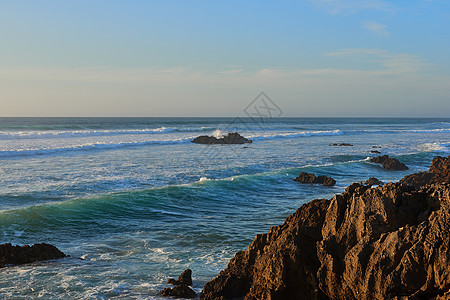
[0,0,449,117]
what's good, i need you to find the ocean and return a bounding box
[0,117,449,298]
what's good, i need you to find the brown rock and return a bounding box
[429,155,450,183]
[201,156,450,299]
[370,155,409,171]
[294,172,336,186]
[364,177,384,186]
[0,243,67,268]
[329,143,353,146]
[161,284,197,298]
[168,269,193,286]
[192,133,252,144]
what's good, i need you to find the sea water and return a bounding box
[0,117,449,298]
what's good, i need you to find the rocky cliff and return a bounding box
[202,156,450,299]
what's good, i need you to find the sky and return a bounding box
[0,0,449,117]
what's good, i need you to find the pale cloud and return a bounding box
[307,0,391,14]
[0,49,446,117]
[218,69,244,74]
[0,49,429,85]
[327,48,428,74]
[362,21,390,36]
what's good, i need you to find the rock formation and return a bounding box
[192,133,252,145]
[370,155,409,171]
[0,243,67,268]
[329,143,353,147]
[161,284,197,298]
[161,269,197,298]
[294,172,336,186]
[167,268,193,286]
[364,177,384,187]
[202,156,450,299]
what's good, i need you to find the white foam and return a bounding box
[212,129,225,138]
[418,142,450,153]
[409,128,450,133]
[0,137,195,158]
[0,126,211,140]
[249,130,342,141]
[199,176,210,182]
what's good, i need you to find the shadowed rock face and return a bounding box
[370,155,409,171]
[192,133,252,145]
[161,269,197,298]
[161,284,197,298]
[201,156,450,300]
[0,243,67,268]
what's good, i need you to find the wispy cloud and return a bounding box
[327,48,428,74]
[362,21,390,36]
[0,49,429,85]
[0,49,447,117]
[307,0,391,14]
[218,69,244,74]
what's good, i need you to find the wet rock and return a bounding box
[370,150,381,154]
[370,155,409,171]
[168,269,193,286]
[162,269,196,298]
[364,177,384,186]
[294,172,336,186]
[201,156,450,300]
[161,284,197,298]
[192,132,252,144]
[329,143,353,146]
[0,243,67,268]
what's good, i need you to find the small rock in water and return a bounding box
[161,284,197,298]
[192,132,252,144]
[370,150,381,154]
[294,172,336,186]
[167,268,193,286]
[0,243,67,268]
[161,269,196,298]
[329,143,353,146]
[370,155,408,171]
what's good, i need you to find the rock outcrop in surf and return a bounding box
[329,143,353,147]
[192,133,252,145]
[161,269,197,298]
[201,156,450,300]
[0,243,67,268]
[370,155,409,171]
[294,172,336,186]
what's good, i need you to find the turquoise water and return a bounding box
[0,117,449,298]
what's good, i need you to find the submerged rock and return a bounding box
[201,156,450,300]
[370,155,409,171]
[294,172,336,186]
[192,132,252,145]
[0,243,67,268]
